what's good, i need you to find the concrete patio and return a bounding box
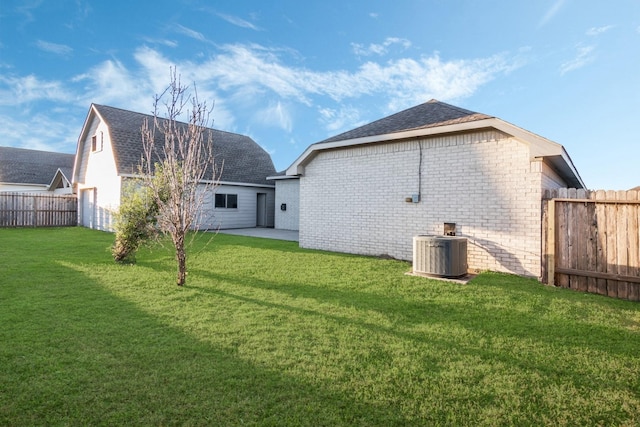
[217,228,299,242]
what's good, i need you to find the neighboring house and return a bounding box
[72,104,276,231]
[0,146,74,194]
[283,100,585,279]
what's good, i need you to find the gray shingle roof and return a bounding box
[93,104,276,186]
[0,146,75,185]
[319,99,493,143]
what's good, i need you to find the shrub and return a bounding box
[112,181,160,263]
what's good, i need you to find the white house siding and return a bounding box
[198,184,275,230]
[299,130,557,278]
[541,161,567,190]
[274,178,300,231]
[0,184,48,192]
[76,118,121,231]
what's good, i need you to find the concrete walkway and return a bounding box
[217,227,299,242]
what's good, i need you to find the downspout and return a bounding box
[418,140,423,201]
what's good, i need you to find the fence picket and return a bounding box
[542,188,640,301]
[595,190,608,296]
[0,193,77,227]
[629,191,640,301]
[586,199,597,293]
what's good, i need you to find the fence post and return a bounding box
[32,194,37,227]
[547,199,556,287]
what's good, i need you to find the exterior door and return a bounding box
[256,193,267,227]
[80,188,95,229]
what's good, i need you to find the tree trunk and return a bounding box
[175,239,187,286]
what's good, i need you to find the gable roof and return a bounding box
[321,99,492,143]
[0,146,75,187]
[286,100,585,188]
[48,167,73,191]
[76,104,276,186]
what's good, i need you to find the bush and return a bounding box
[112,182,160,263]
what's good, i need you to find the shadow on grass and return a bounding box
[3,228,639,425]
[196,232,305,255]
[0,262,414,426]
[189,266,640,379]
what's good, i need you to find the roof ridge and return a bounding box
[0,146,75,157]
[318,99,492,144]
[427,99,489,117]
[87,104,275,185]
[92,103,251,139]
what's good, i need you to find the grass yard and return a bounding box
[1,227,639,426]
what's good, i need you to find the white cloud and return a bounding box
[318,106,365,133]
[217,13,261,31]
[0,112,79,151]
[132,46,178,92]
[256,101,292,132]
[587,25,614,36]
[197,44,314,103]
[539,0,566,27]
[560,45,595,75]
[0,74,71,104]
[70,48,236,130]
[0,42,518,156]
[35,40,73,56]
[168,44,514,109]
[134,47,236,128]
[175,24,207,42]
[341,53,513,109]
[142,37,178,48]
[15,0,41,26]
[67,43,513,121]
[72,58,155,115]
[352,37,411,56]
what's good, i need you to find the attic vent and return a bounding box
[413,235,468,278]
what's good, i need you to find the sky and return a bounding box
[0,0,639,190]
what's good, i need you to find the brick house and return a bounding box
[280,100,585,278]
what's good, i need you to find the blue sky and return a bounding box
[1,0,639,190]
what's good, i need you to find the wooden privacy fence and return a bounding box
[0,193,77,227]
[542,188,640,301]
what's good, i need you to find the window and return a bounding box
[91,132,103,152]
[215,193,238,209]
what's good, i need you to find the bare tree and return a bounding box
[140,68,220,286]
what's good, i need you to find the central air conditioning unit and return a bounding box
[413,235,468,278]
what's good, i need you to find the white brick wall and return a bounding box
[299,130,564,278]
[274,178,300,230]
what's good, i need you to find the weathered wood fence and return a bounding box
[0,193,77,227]
[542,188,640,301]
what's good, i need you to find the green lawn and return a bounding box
[1,227,639,426]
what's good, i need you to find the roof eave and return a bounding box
[286,118,499,175]
[285,116,585,189]
[119,173,275,188]
[267,174,300,181]
[0,182,48,189]
[72,104,101,184]
[490,118,586,189]
[537,152,586,189]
